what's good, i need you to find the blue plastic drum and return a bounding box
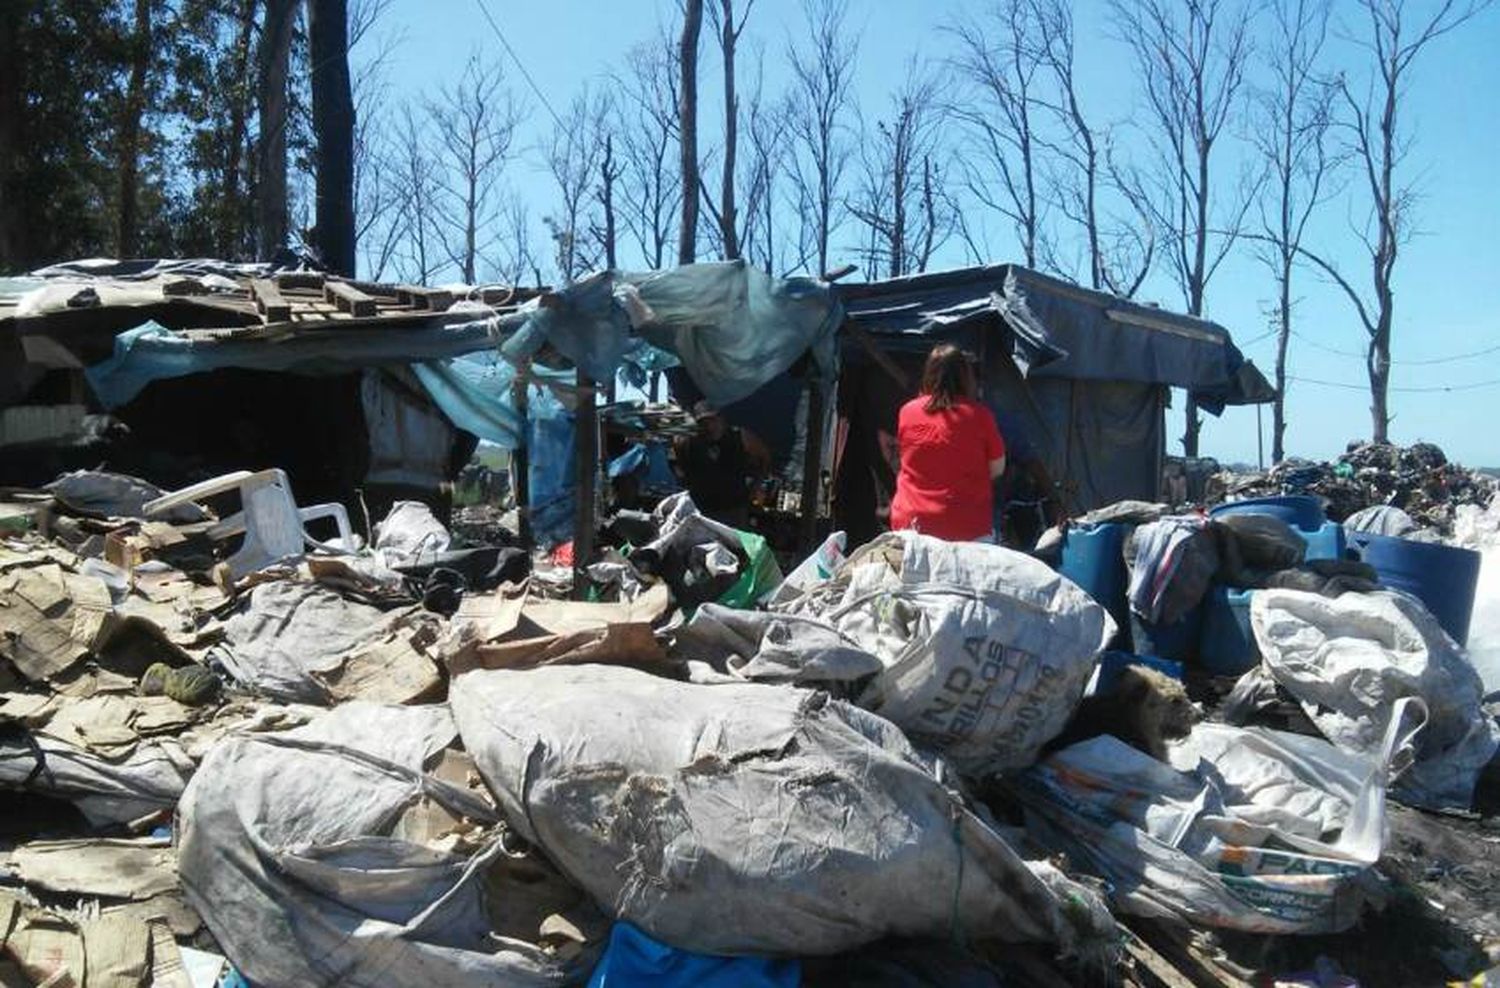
[1058,523,1130,644]
[1346,531,1481,644]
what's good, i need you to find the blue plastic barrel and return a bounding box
[1346,531,1481,644]
[1199,586,1259,675]
[1058,523,1130,644]
[1210,497,1343,561]
[1211,495,1326,530]
[1131,606,1204,663]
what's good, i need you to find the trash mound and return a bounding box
[1210,441,1498,535]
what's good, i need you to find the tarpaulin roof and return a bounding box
[835,264,1274,414]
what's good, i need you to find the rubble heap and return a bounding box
[1211,441,1498,534]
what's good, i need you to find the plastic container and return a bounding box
[1211,495,1326,530]
[1346,531,1482,645]
[1058,522,1130,645]
[1199,586,1259,676]
[1210,497,1344,561]
[1131,606,1203,663]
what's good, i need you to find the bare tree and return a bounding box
[1112,0,1258,455]
[1284,0,1491,442]
[544,91,607,283]
[1249,0,1338,462]
[389,103,441,283]
[617,26,681,269]
[786,0,858,277]
[350,1,402,279]
[491,194,539,287]
[703,0,755,260]
[116,0,152,257]
[740,53,790,274]
[427,55,519,284]
[1023,0,1154,296]
[255,0,298,258]
[593,129,624,268]
[678,0,703,264]
[949,0,1047,269]
[849,61,952,278]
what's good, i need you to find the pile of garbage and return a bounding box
[0,467,1497,986]
[1209,441,1498,535]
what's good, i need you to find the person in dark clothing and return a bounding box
[674,401,771,530]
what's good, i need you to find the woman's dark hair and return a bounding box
[920,343,978,411]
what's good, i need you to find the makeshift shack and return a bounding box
[831,265,1274,544]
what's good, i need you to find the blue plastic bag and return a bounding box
[588,923,799,988]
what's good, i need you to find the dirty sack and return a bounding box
[671,603,883,694]
[450,663,1116,958]
[1231,588,1500,810]
[213,580,443,704]
[443,583,672,675]
[44,470,208,525]
[1012,698,1424,934]
[775,531,1113,773]
[178,701,595,988]
[373,500,453,568]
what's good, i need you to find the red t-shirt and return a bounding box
[889,397,1005,541]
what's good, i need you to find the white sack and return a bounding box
[177,702,586,988]
[783,532,1113,773]
[374,500,453,568]
[449,663,1116,959]
[1247,588,1500,810]
[1454,496,1500,695]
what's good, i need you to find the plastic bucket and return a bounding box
[1346,531,1481,645]
[1058,522,1129,644]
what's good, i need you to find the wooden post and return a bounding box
[511,370,531,546]
[572,372,598,599]
[799,377,826,553]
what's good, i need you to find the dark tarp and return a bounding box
[836,264,1273,412]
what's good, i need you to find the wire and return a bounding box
[1288,374,1500,394]
[472,0,565,128]
[1290,329,1500,366]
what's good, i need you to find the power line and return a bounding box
[1288,374,1500,394]
[1290,329,1500,366]
[472,0,565,128]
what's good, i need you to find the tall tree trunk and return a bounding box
[677,0,702,265]
[1273,255,1292,463]
[308,0,357,275]
[0,12,22,269]
[601,134,618,268]
[256,0,297,259]
[718,0,739,259]
[116,0,152,258]
[222,0,257,257]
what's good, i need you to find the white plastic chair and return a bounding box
[143,468,355,579]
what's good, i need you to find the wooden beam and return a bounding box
[249,279,292,323]
[844,324,913,394]
[274,271,327,290]
[799,378,826,552]
[324,280,377,317]
[395,284,455,312]
[511,369,532,546]
[572,373,598,599]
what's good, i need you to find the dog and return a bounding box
[1050,664,1198,762]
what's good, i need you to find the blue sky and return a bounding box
[371,0,1500,467]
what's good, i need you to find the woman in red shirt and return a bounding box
[889,343,1007,542]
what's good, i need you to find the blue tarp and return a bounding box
[587,923,800,988]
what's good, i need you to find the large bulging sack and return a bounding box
[177,702,592,988]
[781,532,1114,773]
[450,664,1115,959]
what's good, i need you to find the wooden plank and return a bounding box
[249,279,292,323]
[844,323,914,394]
[394,284,455,312]
[274,271,327,290]
[572,374,598,600]
[324,280,377,317]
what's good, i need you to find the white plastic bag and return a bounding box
[1454,496,1500,695]
[1246,588,1500,810]
[1012,698,1424,934]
